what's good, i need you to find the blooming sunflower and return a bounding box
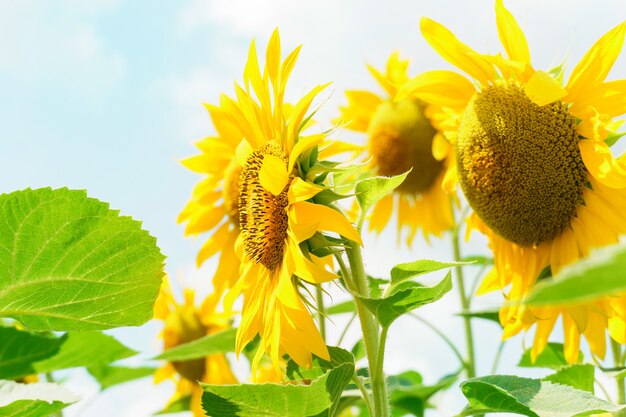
[397,0,626,363]
[154,278,237,417]
[337,52,454,244]
[207,30,361,373]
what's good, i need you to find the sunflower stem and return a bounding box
[316,286,327,342]
[452,214,477,379]
[611,339,625,414]
[345,241,389,417]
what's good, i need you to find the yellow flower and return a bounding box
[209,30,361,373]
[154,278,237,417]
[179,103,242,302]
[399,0,626,363]
[337,53,454,244]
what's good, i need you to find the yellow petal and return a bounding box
[368,194,394,234]
[530,314,557,363]
[259,154,289,196]
[266,28,281,88]
[580,139,626,188]
[289,240,337,284]
[291,201,362,244]
[584,309,607,359]
[184,207,224,236]
[288,134,325,172]
[287,83,331,149]
[288,177,323,204]
[197,222,232,266]
[235,139,253,167]
[495,0,531,64]
[420,17,497,85]
[525,71,566,106]
[476,268,500,295]
[181,153,229,174]
[396,70,475,110]
[549,227,579,275]
[432,132,450,161]
[567,22,626,101]
[368,64,395,97]
[563,312,582,363]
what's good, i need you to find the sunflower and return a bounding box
[397,0,626,363]
[201,30,362,373]
[178,103,242,303]
[337,52,455,244]
[154,278,237,417]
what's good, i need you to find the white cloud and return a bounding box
[0,0,126,97]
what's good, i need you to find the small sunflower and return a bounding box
[154,278,237,417]
[337,53,455,244]
[179,103,242,302]
[398,0,626,362]
[206,30,361,373]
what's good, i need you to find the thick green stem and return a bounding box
[452,218,477,379]
[345,241,389,417]
[316,286,327,342]
[611,339,625,415]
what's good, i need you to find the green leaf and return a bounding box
[0,327,65,380]
[524,241,626,306]
[390,259,465,285]
[606,131,626,147]
[388,371,458,417]
[459,375,622,417]
[326,300,355,315]
[518,343,583,370]
[461,255,493,265]
[0,328,135,380]
[87,364,156,390]
[33,331,136,374]
[355,172,409,219]
[155,395,191,415]
[356,272,453,327]
[202,347,355,417]
[0,380,79,417]
[0,188,165,331]
[457,310,501,326]
[155,328,236,361]
[543,364,595,393]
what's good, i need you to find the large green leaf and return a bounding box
[525,241,626,306]
[355,172,409,218]
[0,380,79,417]
[87,364,156,390]
[458,375,622,417]
[33,331,136,374]
[543,364,594,393]
[155,328,236,361]
[202,347,355,417]
[0,327,65,379]
[356,272,453,327]
[518,343,582,370]
[0,328,135,380]
[0,188,165,331]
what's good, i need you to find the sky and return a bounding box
[1,0,626,416]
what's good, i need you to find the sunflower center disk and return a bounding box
[239,141,290,271]
[457,83,586,247]
[368,99,443,194]
[164,309,207,382]
[223,160,242,226]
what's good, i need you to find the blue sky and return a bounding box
[1,0,625,415]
